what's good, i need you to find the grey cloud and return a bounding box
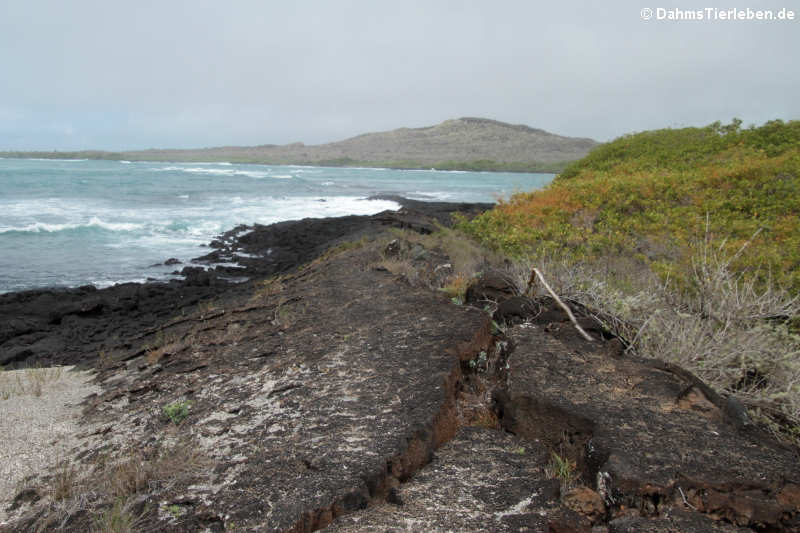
[1,0,797,150]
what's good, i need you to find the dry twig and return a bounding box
[529,267,594,342]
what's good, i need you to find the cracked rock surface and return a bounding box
[2,201,799,532]
[499,321,800,531]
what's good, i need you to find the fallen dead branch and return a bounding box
[527,267,595,342]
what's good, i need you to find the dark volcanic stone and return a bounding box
[500,323,800,532]
[465,270,520,305]
[494,295,539,325]
[61,249,494,532]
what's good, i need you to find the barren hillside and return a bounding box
[3,118,598,172]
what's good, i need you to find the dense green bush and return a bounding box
[460,119,800,291]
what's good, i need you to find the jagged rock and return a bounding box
[500,322,800,532]
[383,238,406,258]
[494,295,539,325]
[563,486,606,522]
[607,508,753,532]
[465,270,520,305]
[180,266,212,286]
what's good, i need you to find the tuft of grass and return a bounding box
[441,272,471,301]
[546,451,578,489]
[97,440,207,500]
[29,440,207,532]
[0,366,65,399]
[92,498,144,533]
[251,274,285,301]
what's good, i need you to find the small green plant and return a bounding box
[468,351,488,372]
[491,319,503,335]
[165,503,184,518]
[163,401,191,425]
[546,451,577,488]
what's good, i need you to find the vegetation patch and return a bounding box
[461,119,800,290]
[0,366,65,399]
[461,119,800,438]
[26,439,207,532]
[163,401,191,425]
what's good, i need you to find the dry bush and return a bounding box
[375,257,421,283]
[95,440,208,499]
[514,237,800,431]
[49,462,78,503]
[28,440,208,532]
[376,227,505,298]
[388,226,502,278]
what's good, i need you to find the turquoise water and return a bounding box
[0,158,554,293]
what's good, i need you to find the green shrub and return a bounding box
[460,119,800,292]
[162,401,191,425]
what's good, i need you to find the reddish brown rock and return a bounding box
[563,486,606,522]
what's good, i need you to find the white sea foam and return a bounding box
[408,190,455,200]
[24,158,89,162]
[93,278,150,289]
[291,169,321,174]
[0,217,143,234]
[151,166,286,179]
[120,160,131,164]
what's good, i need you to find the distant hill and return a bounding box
[1,118,598,173]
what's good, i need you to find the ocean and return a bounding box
[0,158,554,293]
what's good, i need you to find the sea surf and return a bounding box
[0,159,553,293]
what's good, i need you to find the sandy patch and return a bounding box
[0,366,100,525]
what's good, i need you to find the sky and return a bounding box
[1,0,798,151]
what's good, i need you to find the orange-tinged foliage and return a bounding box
[460,120,800,291]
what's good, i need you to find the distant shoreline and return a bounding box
[0,152,566,174]
[0,116,597,174]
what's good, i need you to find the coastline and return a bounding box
[3,196,799,532]
[0,197,492,370]
[0,153,566,174]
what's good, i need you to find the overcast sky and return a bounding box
[1,0,798,150]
